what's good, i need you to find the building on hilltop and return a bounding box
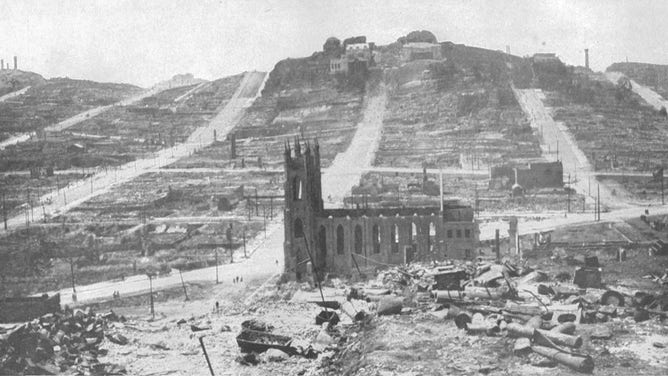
[328,37,376,76]
[532,53,560,64]
[401,42,443,62]
[283,139,479,281]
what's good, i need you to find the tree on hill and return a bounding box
[323,37,341,56]
[398,30,438,45]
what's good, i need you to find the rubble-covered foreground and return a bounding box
[8,254,666,376]
[226,257,668,376]
[0,308,127,375]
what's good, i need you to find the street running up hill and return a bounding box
[322,85,388,207]
[1,71,267,234]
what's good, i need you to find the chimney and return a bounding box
[506,45,511,55]
[1,59,3,70]
[229,132,237,158]
[584,49,589,69]
[13,56,17,70]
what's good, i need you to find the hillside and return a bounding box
[0,70,46,97]
[607,61,668,99]
[0,77,142,139]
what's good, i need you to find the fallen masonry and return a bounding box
[0,308,127,375]
[233,258,668,375]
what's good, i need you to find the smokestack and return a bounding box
[1,59,3,70]
[13,56,17,70]
[584,49,589,69]
[506,45,511,55]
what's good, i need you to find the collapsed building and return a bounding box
[283,139,479,280]
[489,161,563,191]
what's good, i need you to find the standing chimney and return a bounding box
[506,45,511,55]
[229,132,237,159]
[584,49,589,69]
[1,59,3,70]
[13,56,17,70]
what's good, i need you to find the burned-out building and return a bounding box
[328,36,375,76]
[283,139,479,280]
[401,42,443,62]
[490,161,563,190]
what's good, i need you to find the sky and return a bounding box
[1,0,667,88]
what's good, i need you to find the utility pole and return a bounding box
[263,206,267,238]
[198,336,215,376]
[662,165,665,205]
[214,248,219,284]
[567,173,571,213]
[2,190,7,230]
[242,228,247,258]
[227,224,234,264]
[69,257,76,294]
[597,184,600,221]
[147,272,155,320]
[556,140,559,161]
[255,188,259,215]
[178,269,188,301]
[27,187,33,223]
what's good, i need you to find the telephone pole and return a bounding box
[661,166,665,205]
[567,173,571,213]
[147,272,155,319]
[597,184,601,221]
[243,228,247,258]
[214,248,219,284]
[179,269,188,301]
[2,190,7,230]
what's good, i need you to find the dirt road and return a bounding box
[44,88,162,133]
[1,71,267,234]
[0,86,158,151]
[514,87,624,209]
[605,71,668,110]
[0,85,30,102]
[48,221,283,306]
[321,85,388,207]
[366,166,487,176]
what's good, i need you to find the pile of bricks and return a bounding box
[0,308,126,375]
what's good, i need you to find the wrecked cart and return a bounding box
[236,329,295,355]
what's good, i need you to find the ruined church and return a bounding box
[283,139,479,280]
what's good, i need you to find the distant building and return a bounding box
[490,161,563,190]
[329,57,348,74]
[532,53,561,64]
[329,37,374,75]
[401,42,443,62]
[345,43,371,60]
[283,139,479,281]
